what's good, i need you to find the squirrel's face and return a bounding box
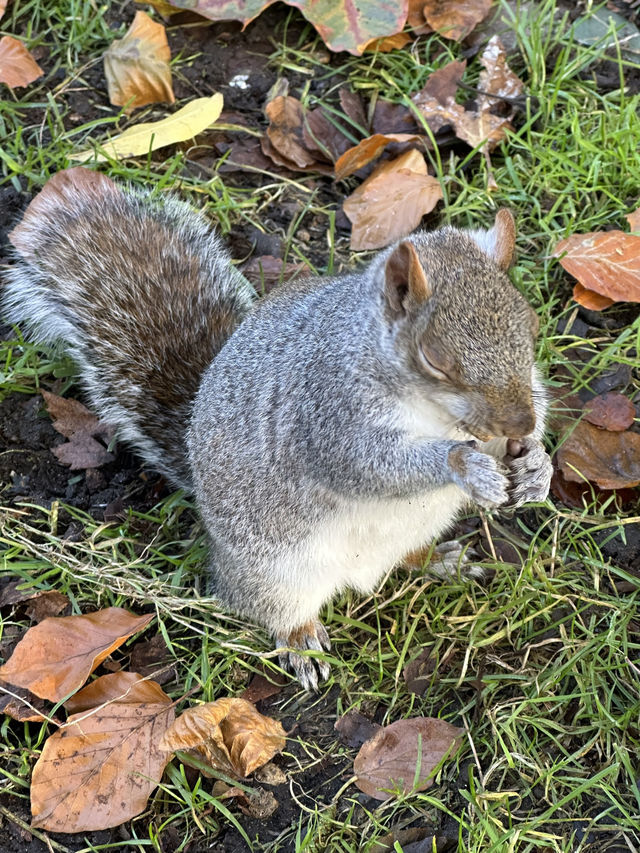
[383,212,540,441]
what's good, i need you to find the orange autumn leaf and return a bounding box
[0,608,154,701]
[31,672,173,832]
[335,133,424,180]
[423,0,493,41]
[343,149,443,250]
[159,697,286,777]
[364,32,412,52]
[572,282,614,310]
[554,230,640,306]
[104,10,174,113]
[625,206,640,233]
[0,36,43,88]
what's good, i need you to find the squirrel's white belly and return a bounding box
[297,484,467,612]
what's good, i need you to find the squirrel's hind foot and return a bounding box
[426,539,485,581]
[276,620,331,691]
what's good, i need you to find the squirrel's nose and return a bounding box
[498,407,536,439]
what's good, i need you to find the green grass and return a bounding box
[2,0,640,850]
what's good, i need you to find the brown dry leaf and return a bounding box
[364,32,412,52]
[418,59,467,108]
[41,390,116,469]
[104,10,174,113]
[263,96,319,170]
[423,0,493,41]
[626,206,640,233]
[129,633,175,684]
[557,420,640,490]
[0,608,154,701]
[334,710,382,748]
[31,672,173,832]
[239,671,287,703]
[584,392,636,432]
[412,37,522,164]
[335,133,424,181]
[554,230,640,306]
[24,591,70,623]
[243,255,310,294]
[159,697,286,777]
[0,36,43,88]
[403,648,435,696]
[0,681,54,723]
[343,149,443,250]
[354,717,464,800]
[64,670,170,713]
[302,107,352,164]
[372,828,456,853]
[407,0,433,33]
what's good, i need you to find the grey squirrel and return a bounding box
[2,167,552,689]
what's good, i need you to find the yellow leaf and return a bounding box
[71,94,223,163]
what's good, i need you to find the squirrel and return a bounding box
[2,167,552,690]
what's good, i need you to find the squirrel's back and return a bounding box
[3,168,253,488]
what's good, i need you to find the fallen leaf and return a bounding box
[626,206,640,233]
[129,633,175,684]
[343,149,443,250]
[371,99,422,135]
[572,282,614,310]
[418,59,467,108]
[339,88,368,131]
[334,710,382,748]
[263,95,319,170]
[162,0,409,55]
[554,230,640,305]
[41,390,115,470]
[64,670,170,714]
[407,0,433,34]
[0,608,154,701]
[0,36,43,88]
[364,32,412,52]
[159,697,286,777]
[104,10,174,113]
[71,93,223,162]
[243,255,309,294]
[584,392,635,432]
[412,37,523,164]
[423,0,493,41]
[403,648,435,696]
[557,420,640,490]
[24,590,70,623]
[335,133,424,180]
[31,673,173,832]
[1,581,49,608]
[239,671,287,703]
[372,827,456,853]
[302,107,353,164]
[0,681,54,723]
[354,717,464,800]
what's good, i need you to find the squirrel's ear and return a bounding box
[469,208,516,271]
[384,241,432,315]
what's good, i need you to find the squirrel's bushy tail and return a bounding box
[2,168,253,489]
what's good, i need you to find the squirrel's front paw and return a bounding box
[275,620,331,691]
[505,436,552,507]
[448,443,510,508]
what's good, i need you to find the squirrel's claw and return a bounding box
[449,444,510,509]
[506,437,552,507]
[276,620,331,691]
[427,539,485,581]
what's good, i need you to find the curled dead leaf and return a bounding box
[0,607,154,701]
[626,206,640,233]
[104,10,174,113]
[335,133,424,181]
[354,717,464,800]
[159,697,286,777]
[364,32,412,52]
[343,149,443,250]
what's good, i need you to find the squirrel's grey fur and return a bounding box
[2,169,551,689]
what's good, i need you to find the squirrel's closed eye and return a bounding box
[419,346,450,381]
